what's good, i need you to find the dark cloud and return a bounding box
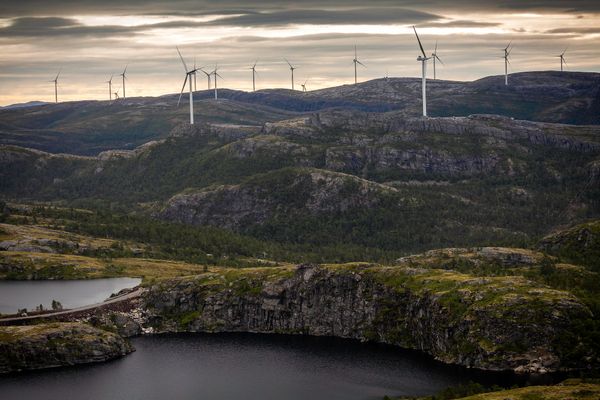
[420,20,500,28]
[202,8,440,27]
[1,0,600,17]
[0,17,137,37]
[546,27,600,34]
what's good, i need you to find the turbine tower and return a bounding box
[176,47,200,125]
[413,26,431,117]
[212,65,223,100]
[120,65,128,98]
[557,48,568,72]
[352,45,366,85]
[106,75,113,101]
[200,68,211,90]
[503,42,512,86]
[431,41,444,80]
[285,58,297,90]
[250,61,258,91]
[50,70,60,103]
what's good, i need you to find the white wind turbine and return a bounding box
[352,45,366,85]
[250,61,258,91]
[50,69,61,103]
[503,42,513,86]
[284,58,297,90]
[431,41,444,80]
[413,26,431,117]
[211,65,223,100]
[556,48,568,72]
[105,75,113,101]
[176,46,200,125]
[301,79,308,92]
[200,68,211,90]
[120,65,128,98]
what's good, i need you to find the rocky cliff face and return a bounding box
[143,263,590,373]
[0,322,133,373]
[157,168,395,230]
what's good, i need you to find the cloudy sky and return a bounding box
[1,0,599,105]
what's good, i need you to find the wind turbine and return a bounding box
[285,58,297,90]
[503,42,512,86]
[250,61,258,91]
[50,70,60,103]
[431,41,444,80]
[193,57,198,91]
[105,75,113,101]
[413,26,431,117]
[200,68,211,90]
[114,87,120,100]
[556,48,568,72]
[301,79,308,92]
[176,46,200,125]
[352,45,366,85]
[120,65,128,98]
[211,65,223,100]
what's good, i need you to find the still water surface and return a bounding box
[0,278,141,313]
[0,333,529,400]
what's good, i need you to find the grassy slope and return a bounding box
[458,381,600,400]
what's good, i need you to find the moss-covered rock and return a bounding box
[143,263,590,373]
[0,322,133,373]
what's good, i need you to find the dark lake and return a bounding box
[0,332,539,400]
[0,278,141,314]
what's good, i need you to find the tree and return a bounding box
[51,299,63,311]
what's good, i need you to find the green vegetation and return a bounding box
[384,379,600,400]
[4,204,404,264]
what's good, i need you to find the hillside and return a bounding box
[0,71,598,156]
[1,214,600,373]
[1,109,599,256]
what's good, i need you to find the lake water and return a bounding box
[0,278,141,314]
[0,333,537,400]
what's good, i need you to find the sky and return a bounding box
[0,0,599,106]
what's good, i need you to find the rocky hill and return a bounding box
[1,71,598,155]
[0,322,133,373]
[1,109,599,256]
[143,262,591,373]
[538,220,600,271]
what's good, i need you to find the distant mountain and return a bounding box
[0,71,598,155]
[0,101,49,110]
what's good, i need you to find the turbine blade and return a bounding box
[357,60,366,67]
[435,55,444,65]
[123,64,128,75]
[177,74,188,106]
[284,58,293,68]
[176,46,189,72]
[434,40,438,53]
[413,26,427,58]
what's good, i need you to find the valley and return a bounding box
[1,73,600,399]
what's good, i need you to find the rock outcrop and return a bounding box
[143,263,590,373]
[157,168,396,230]
[0,322,133,373]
